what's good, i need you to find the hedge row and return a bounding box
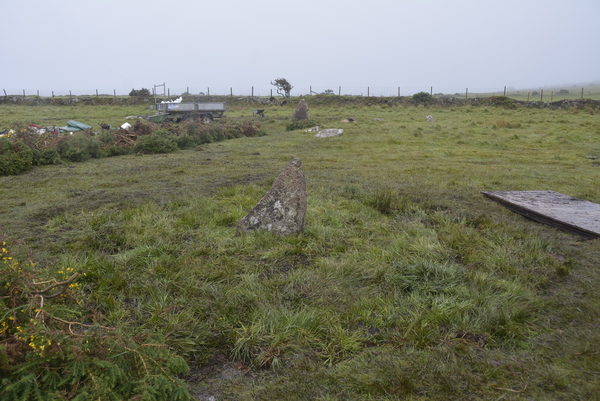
[0,120,265,176]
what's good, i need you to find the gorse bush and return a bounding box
[412,91,433,105]
[0,241,191,401]
[286,120,320,131]
[0,138,33,175]
[56,134,103,162]
[136,129,179,154]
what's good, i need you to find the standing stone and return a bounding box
[236,158,307,235]
[292,99,309,120]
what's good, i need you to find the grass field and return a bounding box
[1,98,599,400]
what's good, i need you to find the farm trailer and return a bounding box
[151,102,226,123]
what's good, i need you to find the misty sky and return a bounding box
[1,0,599,97]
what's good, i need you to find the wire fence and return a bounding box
[3,85,600,101]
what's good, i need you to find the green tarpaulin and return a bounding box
[59,120,92,132]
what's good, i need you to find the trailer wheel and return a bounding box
[202,114,213,124]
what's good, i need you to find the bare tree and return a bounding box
[271,78,293,98]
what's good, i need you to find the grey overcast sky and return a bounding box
[1,0,599,97]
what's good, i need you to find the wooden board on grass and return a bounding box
[481,190,600,239]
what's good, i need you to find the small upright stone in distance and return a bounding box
[293,99,309,120]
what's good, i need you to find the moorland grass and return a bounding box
[1,99,599,400]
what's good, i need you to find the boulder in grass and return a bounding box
[236,158,307,236]
[315,129,343,138]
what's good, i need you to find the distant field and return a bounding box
[1,100,599,400]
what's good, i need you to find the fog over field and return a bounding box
[1,0,599,96]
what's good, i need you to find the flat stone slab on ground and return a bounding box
[316,129,343,138]
[482,190,600,239]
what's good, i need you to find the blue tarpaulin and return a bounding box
[59,120,92,132]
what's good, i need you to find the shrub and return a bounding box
[57,134,103,162]
[136,129,178,154]
[33,148,61,165]
[235,121,266,137]
[129,88,151,97]
[286,120,320,131]
[0,241,191,400]
[412,91,433,105]
[487,96,518,109]
[0,138,34,176]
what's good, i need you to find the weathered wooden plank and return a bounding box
[481,190,600,239]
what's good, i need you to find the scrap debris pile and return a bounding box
[0,119,142,151]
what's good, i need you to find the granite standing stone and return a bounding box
[292,99,309,120]
[236,158,307,235]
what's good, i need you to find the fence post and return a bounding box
[230,87,233,97]
[581,88,584,99]
[398,87,400,97]
[503,86,506,96]
[339,86,341,96]
[23,89,26,97]
[3,89,6,97]
[96,89,98,97]
[367,87,370,97]
[207,87,209,95]
[114,89,116,98]
[270,89,272,98]
[540,89,543,102]
[252,86,254,97]
[37,90,39,97]
[551,92,554,102]
[527,92,530,101]
[52,91,55,98]
[69,90,72,100]
[187,87,189,95]
[430,86,432,96]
